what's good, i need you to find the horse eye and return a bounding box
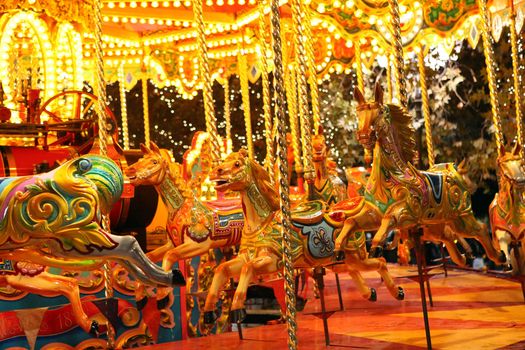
[235,161,240,167]
[152,159,158,164]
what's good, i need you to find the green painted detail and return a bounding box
[364,190,394,214]
[159,179,184,210]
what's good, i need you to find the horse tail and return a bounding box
[81,155,124,214]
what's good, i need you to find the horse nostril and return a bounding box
[218,168,223,175]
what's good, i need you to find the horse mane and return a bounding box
[247,158,280,212]
[386,104,417,164]
[159,148,193,200]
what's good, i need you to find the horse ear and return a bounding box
[374,82,384,104]
[239,148,249,158]
[150,141,161,153]
[457,158,467,172]
[140,143,150,154]
[513,143,521,156]
[353,86,366,105]
[318,125,324,135]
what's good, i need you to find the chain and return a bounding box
[418,46,434,167]
[510,0,524,158]
[387,0,407,108]
[478,0,505,156]
[271,0,297,348]
[193,0,221,164]
[259,0,274,178]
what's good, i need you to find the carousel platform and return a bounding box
[142,265,525,349]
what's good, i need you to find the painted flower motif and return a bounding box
[312,228,333,255]
[441,0,454,12]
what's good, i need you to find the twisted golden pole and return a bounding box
[387,0,407,108]
[223,77,232,155]
[478,0,505,157]
[93,0,115,346]
[287,65,303,177]
[271,0,297,348]
[193,0,220,164]
[238,51,254,159]
[417,46,434,168]
[386,54,393,103]
[304,4,321,133]
[118,64,130,150]
[509,0,524,158]
[354,41,364,94]
[281,26,303,178]
[259,0,273,172]
[142,78,151,146]
[291,0,314,181]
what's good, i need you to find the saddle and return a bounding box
[205,198,242,212]
[291,200,326,225]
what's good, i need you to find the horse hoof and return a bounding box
[157,295,170,310]
[335,250,345,261]
[368,246,383,258]
[498,250,507,264]
[89,320,100,337]
[171,269,186,286]
[368,288,377,302]
[136,297,148,310]
[229,308,247,324]
[396,287,405,301]
[203,311,218,324]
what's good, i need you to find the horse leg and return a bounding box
[6,273,105,335]
[155,238,228,308]
[457,237,474,259]
[345,253,404,300]
[451,216,506,264]
[230,253,278,321]
[161,238,226,271]
[61,234,184,287]
[334,217,357,260]
[495,229,512,268]
[369,217,395,258]
[347,268,376,301]
[203,256,246,324]
[442,240,467,267]
[147,241,174,263]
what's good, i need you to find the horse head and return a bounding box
[126,142,171,186]
[211,149,280,211]
[498,144,525,186]
[354,82,384,153]
[312,127,328,163]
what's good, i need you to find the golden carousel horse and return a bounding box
[0,155,185,334]
[490,145,525,274]
[334,83,505,266]
[202,149,405,324]
[125,142,244,303]
[310,128,347,205]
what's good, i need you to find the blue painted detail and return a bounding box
[422,172,443,203]
[218,212,243,227]
[0,259,14,273]
[294,221,335,258]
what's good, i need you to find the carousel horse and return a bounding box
[334,83,505,266]
[125,142,244,302]
[490,145,525,274]
[202,149,405,324]
[0,155,185,334]
[310,128,348,204]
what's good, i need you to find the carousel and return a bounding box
[0,0,524,349]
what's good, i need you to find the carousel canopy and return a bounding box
[0,0,523,97]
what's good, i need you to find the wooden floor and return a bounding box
[142,265,525,349]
